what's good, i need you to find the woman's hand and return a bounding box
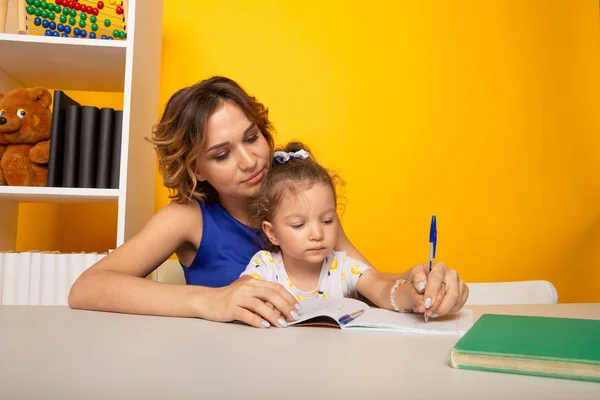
[196,276,302,329]
[409,262,468,318]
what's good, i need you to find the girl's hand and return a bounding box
[409,262,469,318]
[197,276,302,328]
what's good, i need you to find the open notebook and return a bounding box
[289,297,473,335]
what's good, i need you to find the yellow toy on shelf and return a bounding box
[19,0,128,40]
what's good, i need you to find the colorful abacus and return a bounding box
[24,0,127,40]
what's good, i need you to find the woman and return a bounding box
[68,76,468,328]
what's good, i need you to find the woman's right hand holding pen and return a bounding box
[408,261,469,318]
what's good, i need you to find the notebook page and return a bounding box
[345,308,474,335]
[290,297,371,326]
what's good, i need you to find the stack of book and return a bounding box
[47,90,123,189]
[0,251,108,306]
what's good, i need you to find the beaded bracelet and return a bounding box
[390,278,414,313]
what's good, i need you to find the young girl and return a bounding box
[239,142,418,326]
[69,76,468,329]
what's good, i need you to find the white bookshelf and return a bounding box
[0,0,163,251]
[0,186,119,202]
[0,33,127,92]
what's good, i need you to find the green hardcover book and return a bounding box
[450,313,600,382]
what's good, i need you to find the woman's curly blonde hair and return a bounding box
[149,76,275,204]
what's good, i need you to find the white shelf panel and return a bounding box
[0,33,126,91]
[0,186,119,203]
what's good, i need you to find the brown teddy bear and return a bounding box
[0,87,52,187]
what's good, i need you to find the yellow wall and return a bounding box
[18,1,600,302]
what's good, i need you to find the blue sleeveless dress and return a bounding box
[182,201,263,287]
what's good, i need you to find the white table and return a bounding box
[0,303,599,399]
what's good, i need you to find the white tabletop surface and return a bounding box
[0,303,599,399]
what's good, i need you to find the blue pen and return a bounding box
[429,215,437,273]
[338,309,365,325]
[425,215,437,323]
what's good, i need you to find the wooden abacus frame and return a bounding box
[0,0,26,34]
[1,0,128,39]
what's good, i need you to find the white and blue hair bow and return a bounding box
[273,149,310,164]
